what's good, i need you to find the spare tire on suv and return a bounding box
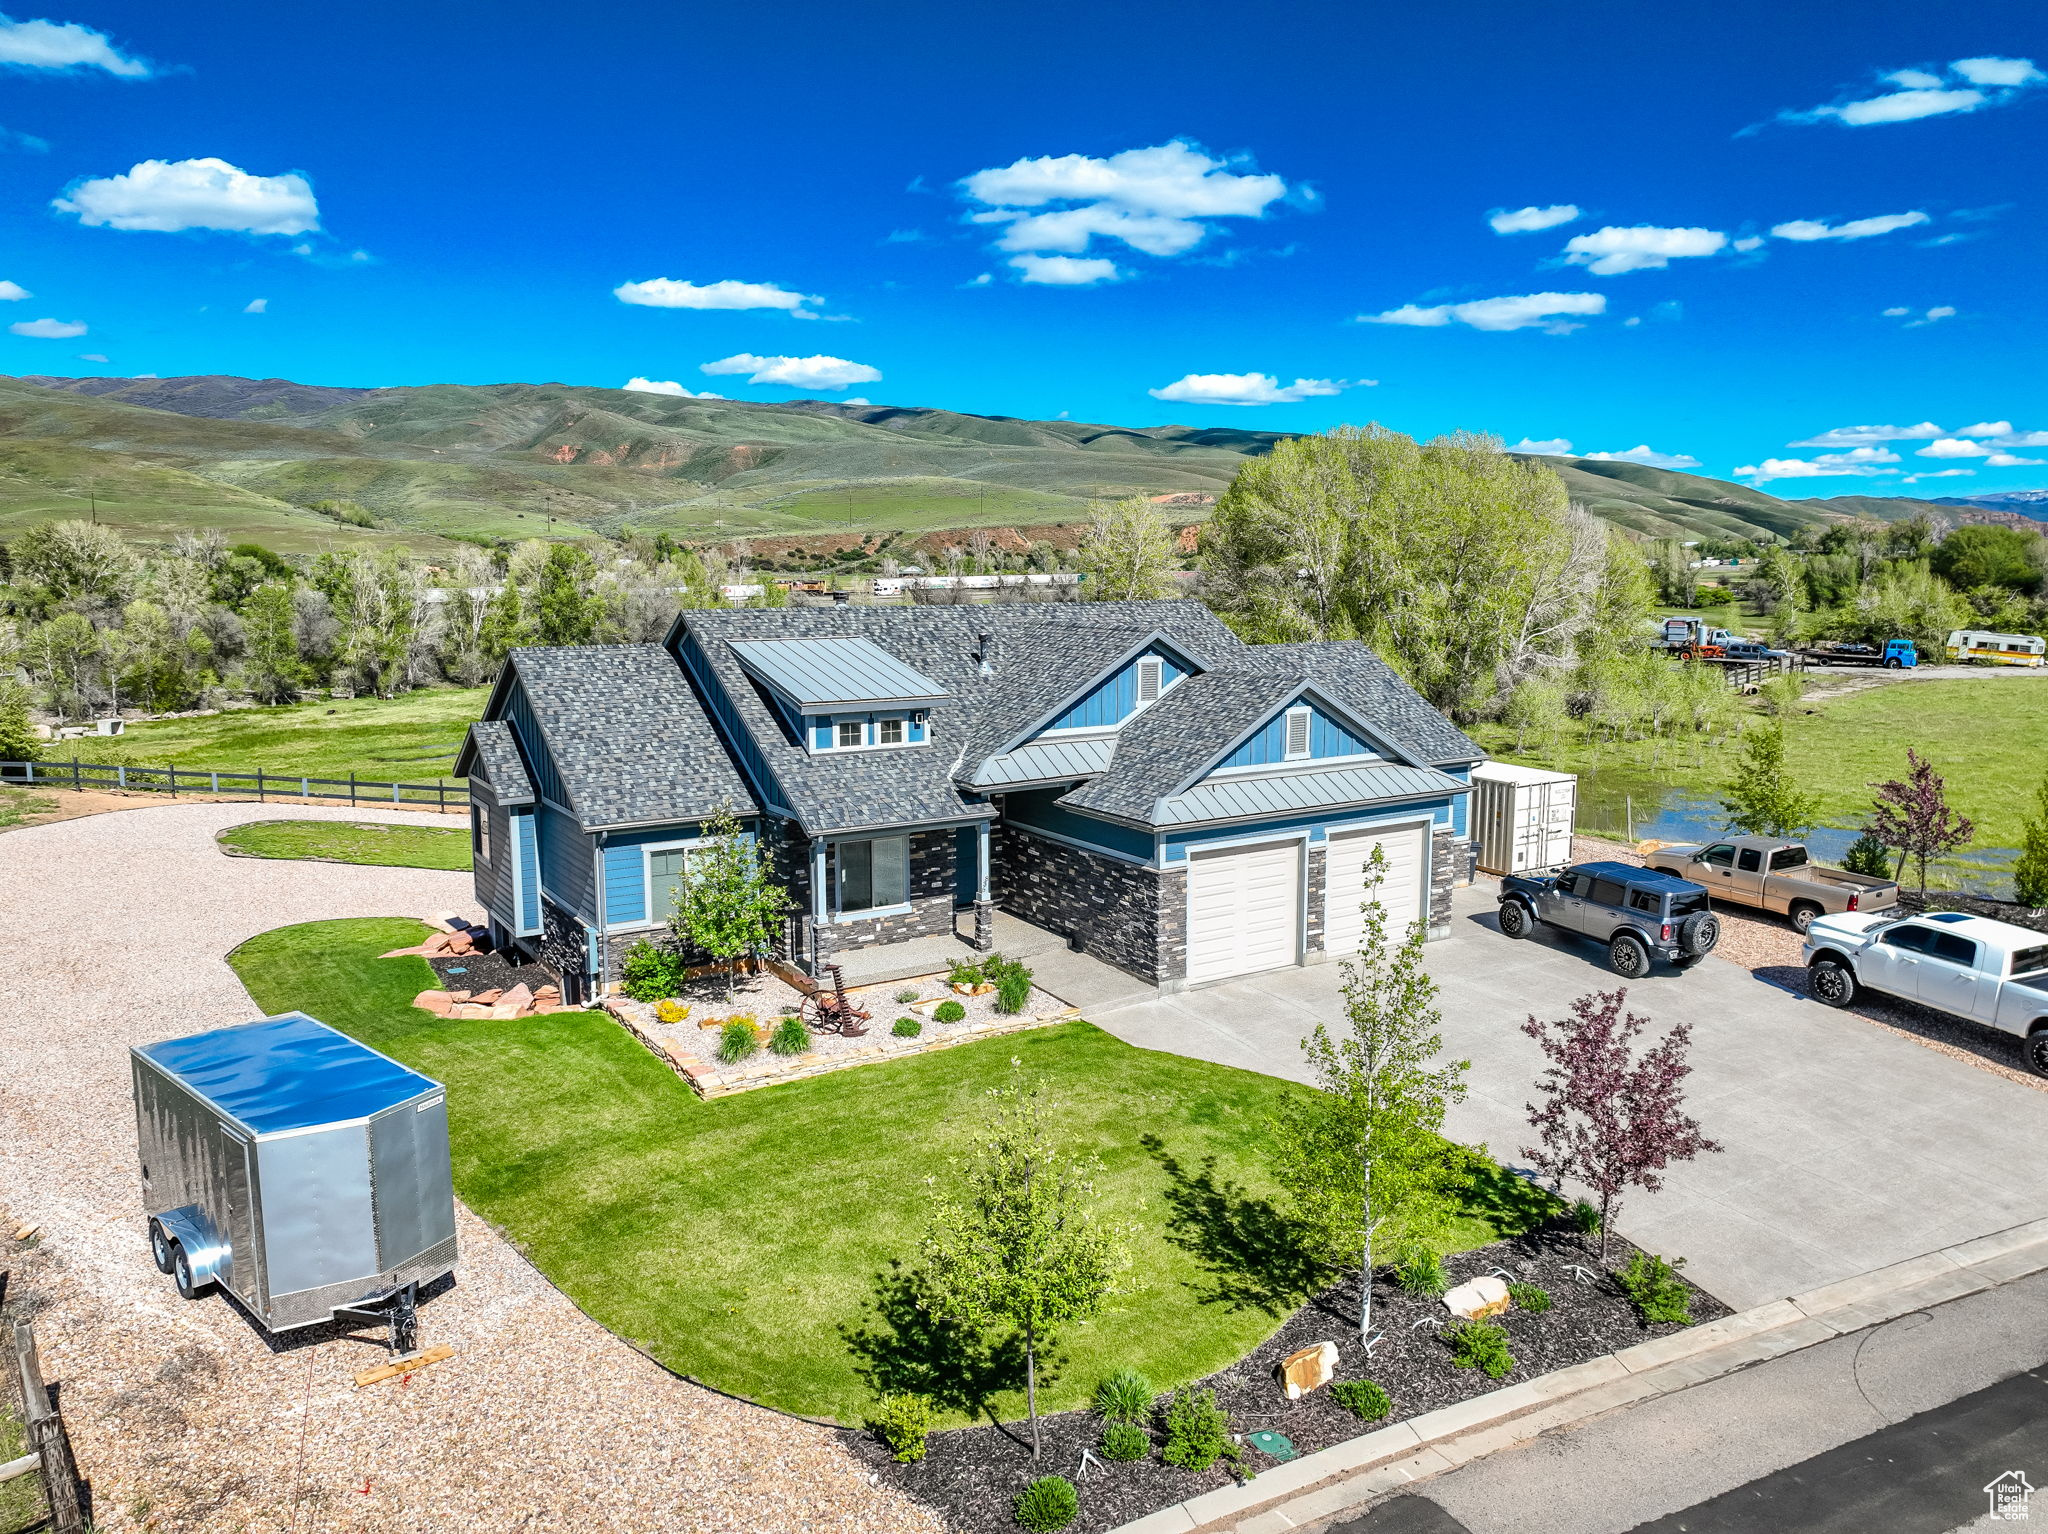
[1676,910,1720,960]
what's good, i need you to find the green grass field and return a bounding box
[0,788,55,830]
[0,1398,41,1533]
[81,688,486,779]
[217,818,472,870]
[230,917,1548,1424]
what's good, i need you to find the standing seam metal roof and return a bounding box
[729,636,951,708]
[1152,762,1467,827]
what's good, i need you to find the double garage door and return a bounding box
[1185,824,1428,985]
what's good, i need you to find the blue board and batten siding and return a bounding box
[1216,702,1377,770]
[1042,649,1188,732]
[499,678,569,807]
[1162,797,1461,861]
[538,804,595,921]
[515,812,541,933]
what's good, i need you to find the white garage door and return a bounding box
[1186,839,1303,984]
[1324,823,1428,954]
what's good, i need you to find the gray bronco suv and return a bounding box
[1498,860,1721,978]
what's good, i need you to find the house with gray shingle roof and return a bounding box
[456,600,1483,998]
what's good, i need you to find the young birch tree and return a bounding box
[1273,846,1469,1343]
[670,806,790,997]
[919,1069,1132,1460]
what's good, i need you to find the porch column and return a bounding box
[971,819,995,951]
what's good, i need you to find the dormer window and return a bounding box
[836,719,865,749]
[1284,706,1313,760]
[1136,657,1163,706]
[878,718,906,745]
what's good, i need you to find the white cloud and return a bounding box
[9,316,84,338]
[1008,253,1120,285]
[243,297,267,314]
[1988,452,2047,467]
[1882,306,1911,316]
[1986,429,2048,447]
[612,277,819,314]
[624,377,723,398]
[0,12,148,75]
[842,397,870,406]
[1147,372,1351,406]
[1362,290,1607,334]
[54,157,318,234]
[1904,468,1975,482]
[1510,437,1574,455]
[1582,444,1701,470]
[1731,235,1765,252]
[1771,211,1929,242]
[1562,225,1725,275]
[76,352,105,361]
[1957,421,2012,437]
[960,140,1288,265]
[1489,204,1579,234]
[699,353,881,391]
[1789,422,1945,448]
[1735,452,1903,482]
[1918,437,1995,458]
[1910,305,1958,327]
[0,279,26,301]
[1782,56,2042,127]
[963,272,993,288]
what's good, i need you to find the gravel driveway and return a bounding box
[0,801,935,1534]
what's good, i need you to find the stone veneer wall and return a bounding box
[537,899,593,1002]
[998,824,1186,985]
[808,828,957,971]
[1429,833,1467,939]
[1304,844,1329,957]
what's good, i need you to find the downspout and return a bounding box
[592,833,608,1001]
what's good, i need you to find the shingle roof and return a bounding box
[502,645,758,829]
[730,636,950,708]
[1237,642,1482,764]
[457,719,534,804]
[1056,670,1303,823]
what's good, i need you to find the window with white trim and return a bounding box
[877,717,906,745]
[837,835,909,914]
[836,718,865,749]
[1136,656,1164,705]
[648,846,699,921]
[473,806,490,862]
[1284,706,1313,760]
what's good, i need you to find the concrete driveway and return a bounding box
[1093,885,2048,1309]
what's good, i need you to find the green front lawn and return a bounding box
[230,917,1548,1424]
[0,788,55,831]
[77,687,487,780]
[218,818,473,870]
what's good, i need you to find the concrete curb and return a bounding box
[1106,1216,2048,1534]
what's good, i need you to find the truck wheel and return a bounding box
[171,1243,210,1301]
[149,1218,176,1275]
[1678,911,1721,955]
[1808,958,1856,1007]
[1788,901,1823,934]
[2027,1028,2048,1079]
[1608,933,1650,979]
[1884,658,1902,669]
[1498,900,1533,939]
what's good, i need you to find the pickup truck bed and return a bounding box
[1646,836,1898,932]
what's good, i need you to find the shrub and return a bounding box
[769,1016,811,1055]
[868,1393,933,1463]
[994,965,1033,1015]
[1093,1366,1154,1423]
[1443,1320,1515,1378]
[892,1016,922,1038]
[653,999,690,1025]
[1329,1379,1392,1421]
[895,987,921,1005]
[620,941,688,1002]
[1160,1386,1230,1472]
[1842,829,1894,879]
[1570,1198,1603,1239]
[1013,1475,1078,1532]
[1100,1420,1150,1462]
[946,957,984,988]
[1396,1249,1449,1297]
[1616,1251,1693,1324]
[717,1018,759,1064]
[1507,1281,1552,1314]
[933,999,966,1024]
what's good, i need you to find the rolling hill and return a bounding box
[0,373,1967,551]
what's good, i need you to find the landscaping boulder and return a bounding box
[499,983,535,1014]
[413,990,454,1016]
[471,988,503,1005]
[1275,1340,1338,1400]
[444,930,476,955]
[1444,1274,1511,1321]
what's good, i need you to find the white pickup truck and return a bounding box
[1803,910,2048,1076]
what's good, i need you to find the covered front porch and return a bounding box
[813,908,1158,1014]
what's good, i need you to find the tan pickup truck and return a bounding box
[1644,836,1900,933]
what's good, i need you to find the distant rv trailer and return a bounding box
[877,572,1082,596]
[1946,629,2046,667]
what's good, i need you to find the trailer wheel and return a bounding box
[1608,932,1650,979]
[1498,900,1533,939]
[2027,1027,2048,1079]
[1808,958,1856,1008]
[1788,901,1823,934]
[171,1242,210,1300]
[149,1218,176,1274]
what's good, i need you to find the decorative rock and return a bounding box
[451,1004,490,1019]
[413,989,453,1016]
[1444,1274,1511,1321]
[488,1003,523,1020]
[499,983,535,1013]
[1275,1341,1338,1400]
[445,931,475,955]
[471,988,503,1005]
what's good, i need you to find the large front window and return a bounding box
[837,835,908,914]
[649,847,697,920]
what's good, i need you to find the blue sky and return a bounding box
[2,0,2044,498]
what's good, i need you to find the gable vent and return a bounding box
[1136,657,1163,705]
[1284,707,1312,759]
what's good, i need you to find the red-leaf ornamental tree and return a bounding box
[1521,989,1720,1264]
[1869,749,1976,895]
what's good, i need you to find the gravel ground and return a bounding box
[0,801,938,1534]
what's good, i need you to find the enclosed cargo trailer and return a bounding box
[131,1013,457,1336]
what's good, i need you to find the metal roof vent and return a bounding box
[976,630,994,677]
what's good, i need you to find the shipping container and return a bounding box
[131,1012,457,1333]
[1471,762,1577,877]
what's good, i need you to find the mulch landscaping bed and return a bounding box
[427,950,558,998]
[851,1223,1728,1534]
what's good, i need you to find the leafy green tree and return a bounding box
[1931,525,2044,595]
[1075,494,1178,601]
[1719,722,1821,837]
[918,1067,1133,1459]
[9,519,140,610]
[1839,561,1970,646]
[0,677,38,761]
[1841,830,1893,879]
[477,580,531,666]
[2014,770,2048,909]
[532,542,599,644]
[670,806,791,997]
[22,613,103,722]
[1273,845,1470,1343]
[241,583,307,704]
